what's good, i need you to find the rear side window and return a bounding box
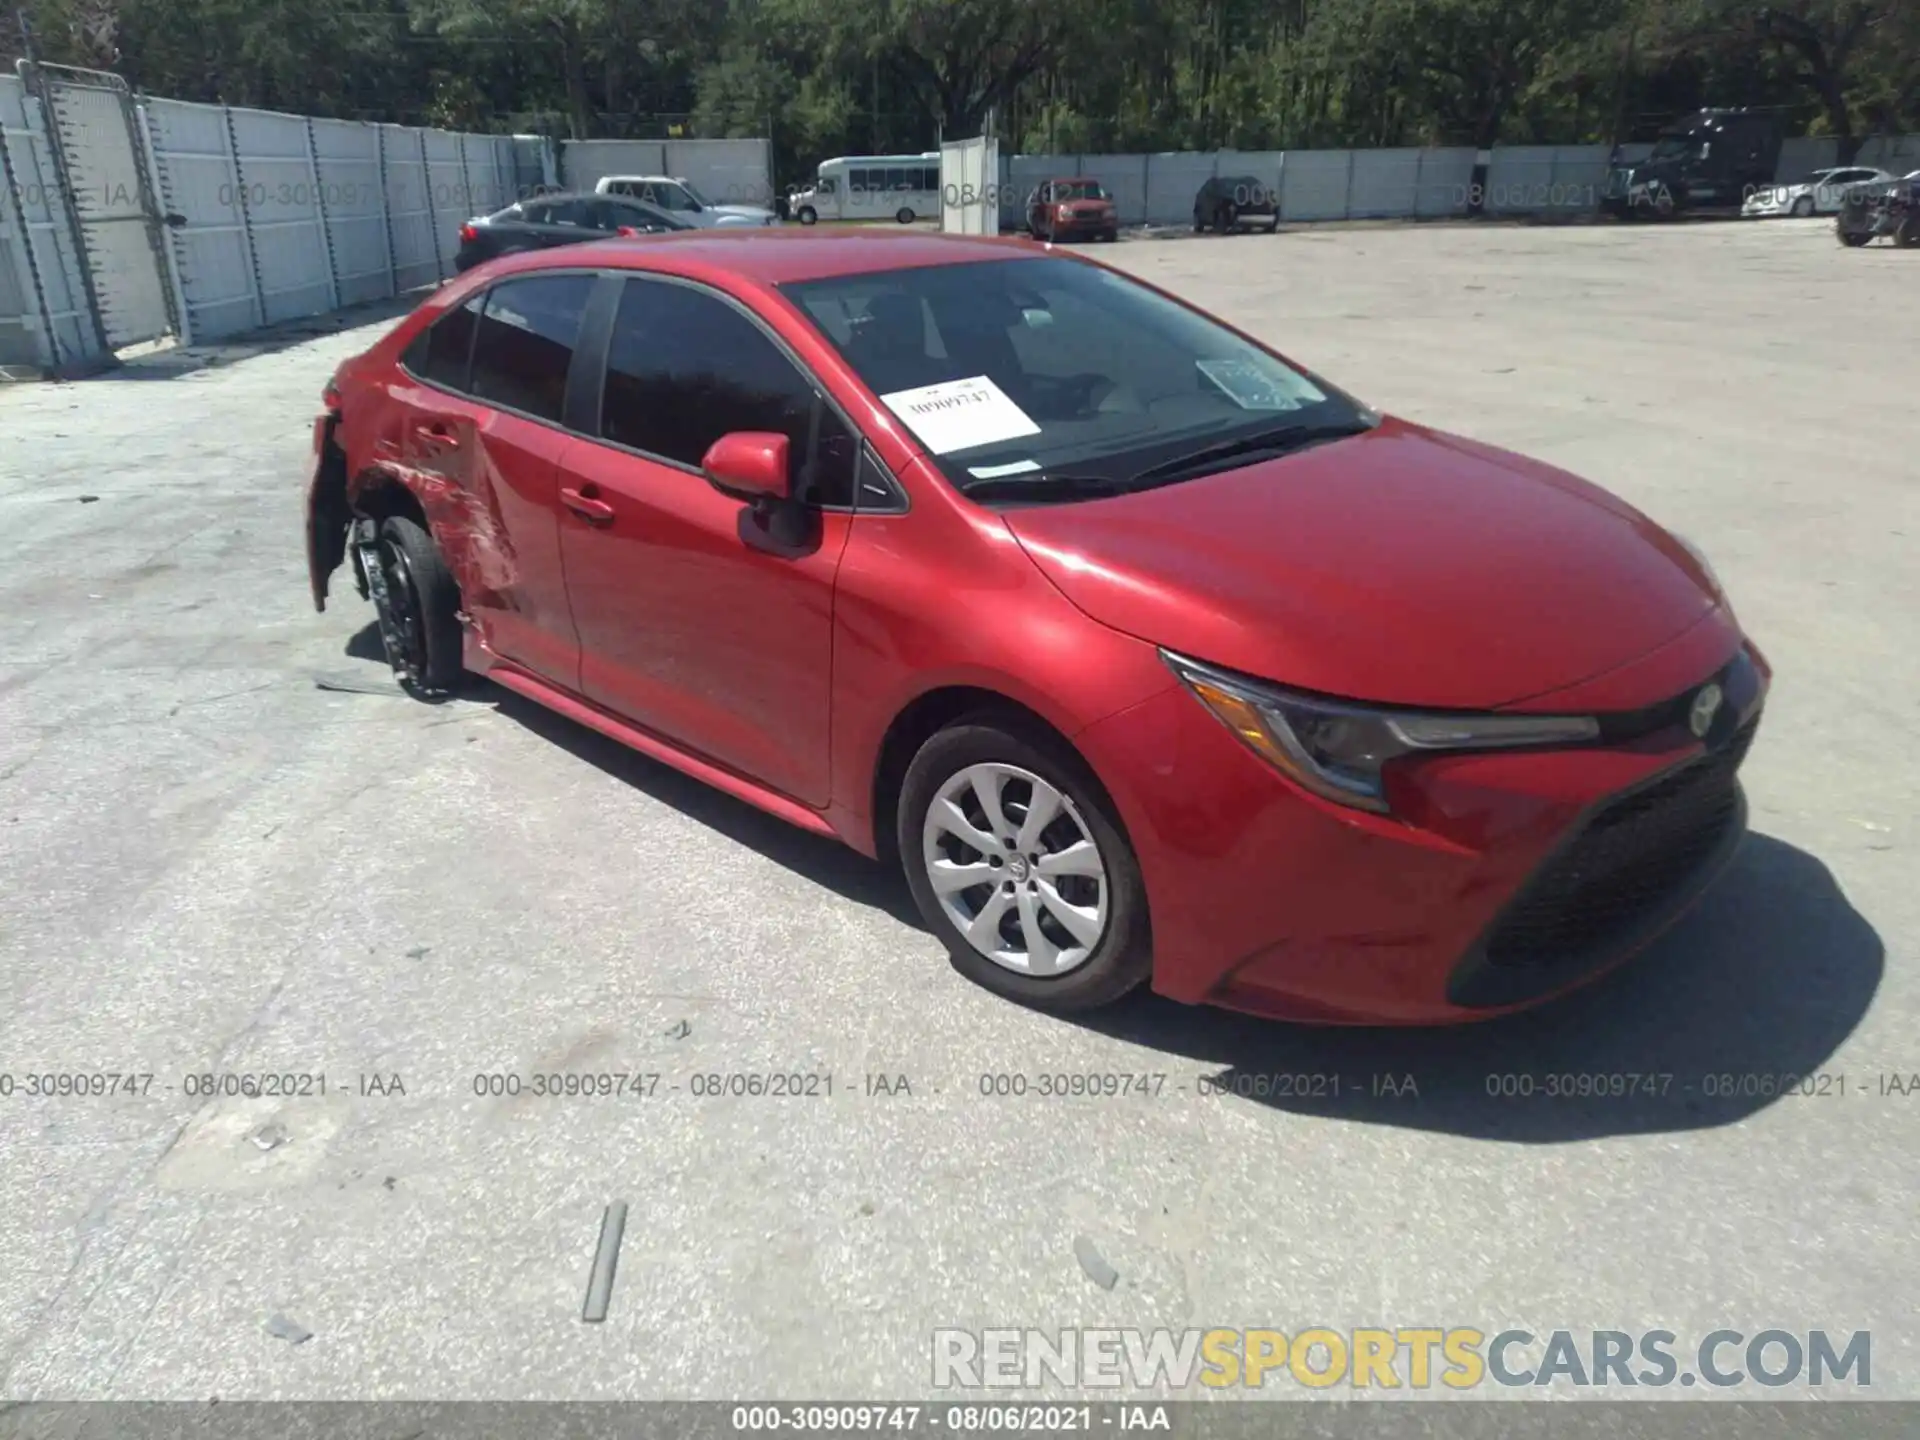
[405,293,484,390]
[468,274,594,423]
[598,277,857,506]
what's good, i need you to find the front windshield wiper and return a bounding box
[1122,417,1379,490]
[959,471,1128,504]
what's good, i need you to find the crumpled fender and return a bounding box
[344,461,521,617]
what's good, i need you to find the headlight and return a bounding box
[1163,651,1599,814]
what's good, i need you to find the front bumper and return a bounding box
[1047,218,1119,240]
[1076,620,1768,1024]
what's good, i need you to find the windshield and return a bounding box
[779,257,1367,501]
[676,180,710,208]
[1056,181,1108,201]
[1649,134,1703,160]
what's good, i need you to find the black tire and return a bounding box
[797,205,818,226]
[1896,215,1920,248]
[898,716,1151,1013]
[1220,200,1239,231]
[895,206,915,224]
[375,514,464,696]
[1192,207,1206,234]
[1267,215,1281,234]
[1838,222,1871,247]
[1791,195,1815,218]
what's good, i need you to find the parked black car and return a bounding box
[1193,175,1280,233]
[453,193,691,272]
[1836,170,1920,247]
[1601,109,1784,219]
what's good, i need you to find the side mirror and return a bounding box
[701,432,791,502]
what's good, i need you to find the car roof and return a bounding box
[479,230,1047,286]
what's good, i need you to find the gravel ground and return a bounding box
[0,216,1912,1404]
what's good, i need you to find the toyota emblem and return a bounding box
[1688,682,1724,739]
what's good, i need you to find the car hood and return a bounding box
[710,204,776,222]
[1002,417,1721,710]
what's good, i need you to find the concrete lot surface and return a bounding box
[0,216,1913,1402]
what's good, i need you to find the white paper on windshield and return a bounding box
[879,375,1041,455]
[967,459,1042,478]
[1195,359,1318,411]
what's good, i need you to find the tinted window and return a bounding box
[781,257,1365,502]
[409,293,484,390]
[885,167,907,189]
[921,168,940,190]
[468,274,594,423]
[542,199,598,228]
[599,279,857,506]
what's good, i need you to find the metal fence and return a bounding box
[986,139,1920,229]
[940,136,997,235]
[139,100,539,344]
[559,137,776,207]
[0,71,96,371]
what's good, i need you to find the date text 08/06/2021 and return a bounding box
[727,1404,1167,1433]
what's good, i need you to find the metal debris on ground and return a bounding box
[1073,1234,1120,1290]
[665,1019,692,1040]
[265,1314,313,1344]
[77,495,100,503]
[581,1201,629,1323]
[313,672,406,697]
[250,1122,289,1152]
[404,945,430,959]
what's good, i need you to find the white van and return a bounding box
[592,175,779,227]
[789,154,942,225]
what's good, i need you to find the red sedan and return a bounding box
[307,231,1768,1023]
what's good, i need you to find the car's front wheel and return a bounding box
[797,205,818,225]
[1791,195,1815,218]
[899,717,1151,1012]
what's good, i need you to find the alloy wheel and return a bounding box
[375,537,427,685]
[920,761,1109,977]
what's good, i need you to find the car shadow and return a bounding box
[477,678,924,930]
[1076,831,1882,1141]
[75,291,434,382]
[383,630,1878,1141]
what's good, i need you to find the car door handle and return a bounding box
[413,423,458,454]
[560,487,616,524]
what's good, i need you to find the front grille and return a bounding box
[1484,718,1757,968]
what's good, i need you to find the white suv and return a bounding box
[592,175,778,228]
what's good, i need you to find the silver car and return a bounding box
[592,175,780,227]
[1743,166,1895,218]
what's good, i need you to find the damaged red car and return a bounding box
[308,231,1768,1022]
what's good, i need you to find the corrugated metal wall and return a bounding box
[559,138,776,207]
[0,72,102,372]
[140,100,523,343]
